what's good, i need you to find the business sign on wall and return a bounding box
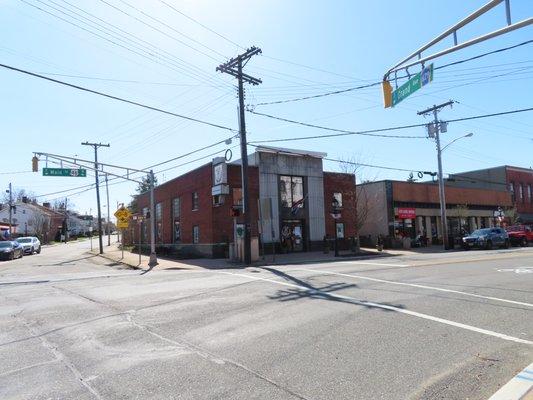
[397,208,416,219]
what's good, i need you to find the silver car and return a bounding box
[16,237,42,255]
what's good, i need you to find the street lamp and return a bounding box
[441,132,474,152]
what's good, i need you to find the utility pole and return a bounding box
[148,170,157,267]
[64,197,68,243]
[7,183,13,238]
[417,100,454,250]
[105,174,111,246]
[217,47,262,265]
[81,142,110,254]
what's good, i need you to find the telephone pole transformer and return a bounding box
[81,141,110,254]
[417,100,454,250]
[217,47,262,265]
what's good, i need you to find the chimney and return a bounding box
[43,202,51,208]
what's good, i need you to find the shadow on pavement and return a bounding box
[261,266,405,312]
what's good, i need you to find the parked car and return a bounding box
[505,225,533,247]
[15,236,42,255]
[0,241,24,260]
[462,227,509,250]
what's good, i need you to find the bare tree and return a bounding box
[504,206,519,225]
[455,204,469,234]
[337,155,379,251]
[29,213,50,243]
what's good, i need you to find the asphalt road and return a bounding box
[1,239,532,399]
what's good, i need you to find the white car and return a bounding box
[16,237,41,255]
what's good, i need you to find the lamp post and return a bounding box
[441,132,474,152]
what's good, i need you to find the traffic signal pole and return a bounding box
[81,142,110,254]
[217,47,262,265]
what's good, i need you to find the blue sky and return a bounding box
[0,0,531,216]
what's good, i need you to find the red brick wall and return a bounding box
[506,167,533,214]
[323,172,357,238]
[136,163,259,245]
[392,181,512,207]
[211,164,259,244]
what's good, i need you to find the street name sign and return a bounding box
[43,168,87,177]
[392,64,433,107]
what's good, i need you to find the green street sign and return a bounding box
[43,168,87,177]
[392,64,433,107]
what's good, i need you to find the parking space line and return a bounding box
[221,272,533,346]
[488,362,533,399]
[298,268,533,309]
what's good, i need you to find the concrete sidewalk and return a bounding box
[91,243,394,271]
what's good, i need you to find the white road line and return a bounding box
[335,261,410,267]
[298,268,533,309]
[220,272,533,346]
[488,362,533,399]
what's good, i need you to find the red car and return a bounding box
[505,225,533,247]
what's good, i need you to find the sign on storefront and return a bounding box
[398,207,416,219]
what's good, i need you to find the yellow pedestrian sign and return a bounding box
[114,206,131,229]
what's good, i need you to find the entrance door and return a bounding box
[280,219,305,252]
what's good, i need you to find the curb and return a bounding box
[488,363,533,400]
[91,251,143,271]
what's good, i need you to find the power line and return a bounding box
[0,62,236,132]
[117,0,229,59]
[254,39,533,107]
[23,0,231,91]
[0,170,33,175]
[158,0,242,49]
[247,109,428,140]
[248,106,533,144]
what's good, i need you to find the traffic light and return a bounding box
[32,156,38,172]
[230,206,241,217]
[382,80,392,108]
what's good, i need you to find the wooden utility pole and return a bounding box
[217,47,262,265]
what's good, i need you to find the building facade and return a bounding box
[447,165,533,223]
[357,180,512,246]
[0,201,65,242]
[135,147,356,257]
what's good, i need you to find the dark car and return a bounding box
[0,241,24,260]
[462,228,510,250]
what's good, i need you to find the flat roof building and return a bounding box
[135,147,356,258]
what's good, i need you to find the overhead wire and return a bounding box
[0,62,236,132]
[32,0,232,91]
[253,40,533,107]
[247,106,533,144]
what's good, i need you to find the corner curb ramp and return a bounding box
[488,363,533,400]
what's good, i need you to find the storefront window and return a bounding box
[279,175,304,208]
[193,225,199,244]
[155,203,162,243]
[233,188,242,206]
[172,198,180,242]
[333,192,343,208]
[192,192,199,210]
[528,185,532,203]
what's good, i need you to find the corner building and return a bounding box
[135,146,356,258]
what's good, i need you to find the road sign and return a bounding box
[43,168,87,177]
[116,217,129,229]
[392,64,433,107]
[114,206,131,229]
[114,206,132,220]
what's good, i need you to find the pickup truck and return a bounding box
[505,225,533,247]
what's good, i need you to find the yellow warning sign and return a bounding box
[114,206,131,229]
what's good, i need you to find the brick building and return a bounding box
[357,180,512,247]
[135,146,356,258]
[447,165,533,223]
